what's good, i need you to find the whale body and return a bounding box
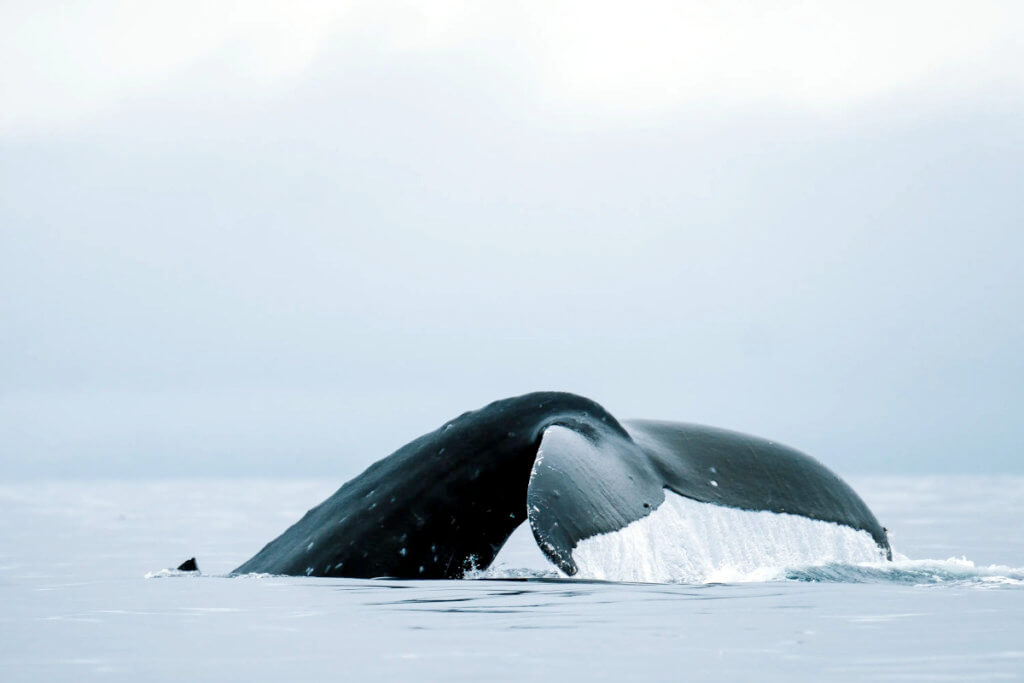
[233,392,890,578]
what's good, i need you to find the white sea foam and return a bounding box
[143,568,202,579]
[783,557,1024,587]
[570,490,887,583]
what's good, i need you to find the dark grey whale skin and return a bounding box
[234,392,615,578]
[233,392,889,579]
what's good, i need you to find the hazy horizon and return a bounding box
[2,1,1022,477]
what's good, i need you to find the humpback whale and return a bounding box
[232,392,890,579]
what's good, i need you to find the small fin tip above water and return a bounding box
[177,557,199,572]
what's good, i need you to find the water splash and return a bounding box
[144,568,203,579]
[479,490,1024,587]
[784,557,1024,587]
[570,491,886,583]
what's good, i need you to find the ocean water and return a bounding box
[1,476,1022,681]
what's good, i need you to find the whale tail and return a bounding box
[231,392,891,580]
[176,557,199,572]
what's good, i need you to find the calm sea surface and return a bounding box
[1,476,1022,681]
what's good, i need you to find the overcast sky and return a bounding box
[2,1,1022,477]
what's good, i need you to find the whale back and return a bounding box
[232,392,621,578]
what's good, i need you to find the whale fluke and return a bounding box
[233,392,890,579]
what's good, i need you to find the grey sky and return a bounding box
[2,1,1022,477]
